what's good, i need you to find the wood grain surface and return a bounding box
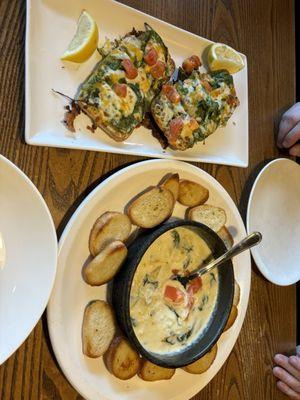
[0,0,296,399]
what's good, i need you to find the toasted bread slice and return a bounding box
[127,187,174,228]
[83,241,127,286]
[233,280,240,307]
[82,300,116,358]
[89,212,131,257]
[188,204,226,232]
[217,226,234,249]
[160,173,179,202]
[138,360,175,381]
[104,336,141,380]
[182,344,218,374]
[223,305,238,332]
[178,180,209,207]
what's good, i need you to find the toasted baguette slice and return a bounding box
[188,204,226,232]
[138,360,175,381]
[89,212,131,257]
[182,344,218,374]
[233,280,240,307]
[160,173,179,202]
[104,336,141,380]
[83,241,127,286]
[127,187,174,228]
[82,300,116,358]
[178,180,209,207]
[223,305,238,332]
[217,226,234,249]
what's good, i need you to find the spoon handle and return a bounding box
[195,231,262,277]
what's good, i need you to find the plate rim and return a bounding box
[246,157,300,286]
[0,155,58,364]
[25,0,249,168]
[47,158,251,400]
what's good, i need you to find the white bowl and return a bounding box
[0,155,57,364]
[247,158,300,285]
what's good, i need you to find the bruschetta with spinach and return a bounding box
[75,23,175,141]
[151,65,239,150]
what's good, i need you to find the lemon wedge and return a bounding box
[207,43,244,74]
[61,10,98,63]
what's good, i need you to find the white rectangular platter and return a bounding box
[25,0,248,167]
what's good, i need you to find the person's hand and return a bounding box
[273,354,300,398]
[277,103,300,156]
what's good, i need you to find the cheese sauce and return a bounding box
[130,227,219,354]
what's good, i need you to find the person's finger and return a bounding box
[289,356,300,371]
[277,381,300,399]
[289,144,300,157]
[281,122,300,148]
[273,366,300,393]
[274,354,300,381]
[278,103,300,147]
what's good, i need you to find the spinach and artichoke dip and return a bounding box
[151,69,240,150]
[75,23,175,142]
[130,227,219,354]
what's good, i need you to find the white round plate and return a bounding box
[0,155,57,364]
[47,159,251,400]
[247,158,300,286]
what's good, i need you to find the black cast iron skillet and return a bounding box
[111,219,234,368]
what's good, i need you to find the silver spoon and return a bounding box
[172,231,262,287]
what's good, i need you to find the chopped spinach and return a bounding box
[183,245,193,254]
[177,327,193,343]
[130,317,137,327]
[177,67,189,82]
[210,272,216,287]
[171,230,180,248]
[193,129,206,143]
[198,294,209,311]
[162,335,176,345]
[177,82,189,95]
[210,69,233,88]
[167,305,180,321]
[106,57,122,71]
[196,98,220,124]
[143,274,158,289]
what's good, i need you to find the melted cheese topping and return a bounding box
[104,68,125,84]
[121,36,143,62]
[129,67,152,94]
[130,227,219,355]
[97,82,137,122]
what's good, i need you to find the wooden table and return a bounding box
[0,0,296,399]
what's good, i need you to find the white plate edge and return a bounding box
[246,157,299,286]
[0,154,58,364]
[24,0,249,168]
[47,159,251,400]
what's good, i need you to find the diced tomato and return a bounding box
[144,47,158,66]
[168,118,183,142]
[227,94,239,107]
[188,118,199,131]
[162,83,180,104]
[190,55,201,68]
[187,277,202,295]
[113,83,127,98]
[182,55,201,74]
[164,285,185,304]
[202,80,212,92]
[121,59,138,79]
[150,61,166,79]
